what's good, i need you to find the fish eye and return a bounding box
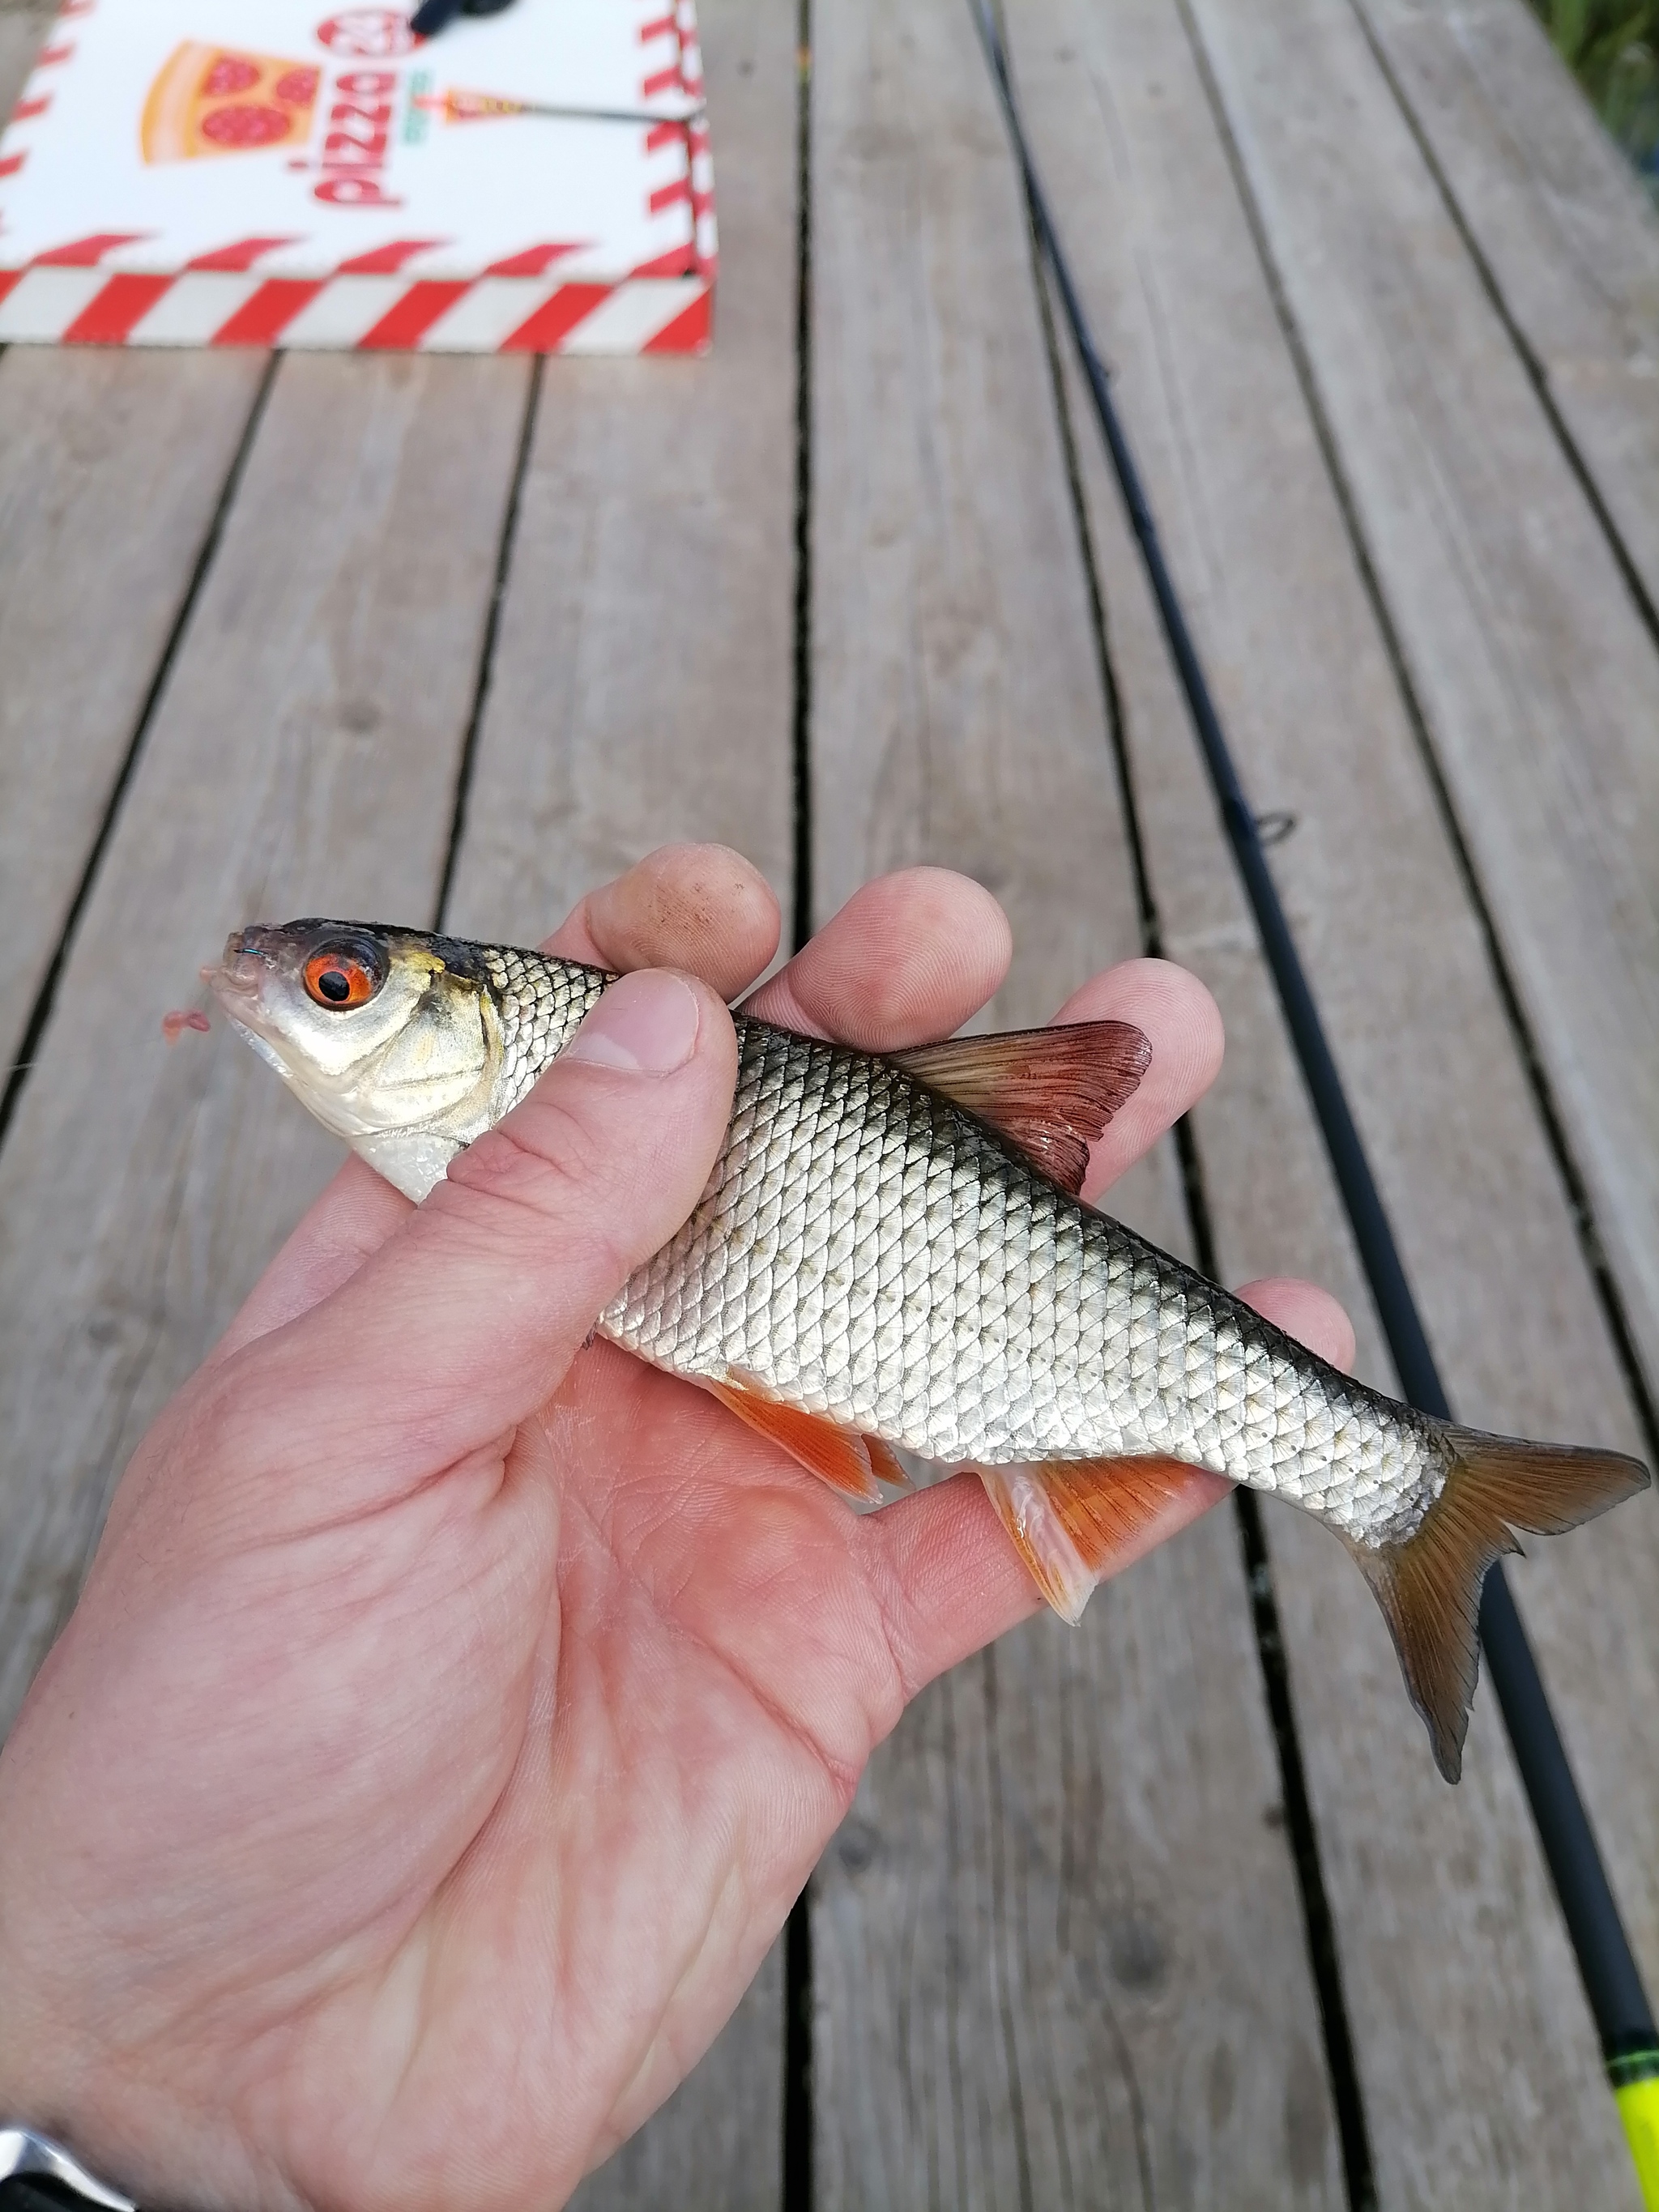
[303,945,382,1010]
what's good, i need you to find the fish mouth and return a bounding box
[208,928,281,1010]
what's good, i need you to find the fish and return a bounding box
[210,918,1648,1781]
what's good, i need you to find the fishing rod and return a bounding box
[967,2,1659,2197]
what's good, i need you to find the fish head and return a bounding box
[209,920,503,1196]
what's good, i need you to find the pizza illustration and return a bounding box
[141,42,321,163]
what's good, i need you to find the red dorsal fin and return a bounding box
[702,1373,911,1503]
[973,1455,1232,1621]
[889,1021,1150,1196]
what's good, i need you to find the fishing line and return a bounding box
[967,1,1659,2193]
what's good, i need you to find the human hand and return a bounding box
[0,846,1353,2211]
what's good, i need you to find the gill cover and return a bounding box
[211,922,505,1200]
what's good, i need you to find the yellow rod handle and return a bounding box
[1614,2070,1659,2207]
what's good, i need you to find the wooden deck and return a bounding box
[2,0,1657,2200]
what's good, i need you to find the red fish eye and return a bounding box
[304,951,377,1008]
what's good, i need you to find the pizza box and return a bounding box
[0,0,714,352]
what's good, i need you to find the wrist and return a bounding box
[0,1779,216,2211]
[0,2127,135,2211]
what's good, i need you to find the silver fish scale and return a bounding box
[484,951,1445,1548]
[597,1011,1445,1549]
[480,944,608,1115]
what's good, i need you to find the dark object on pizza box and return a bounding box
[410,0,518,37]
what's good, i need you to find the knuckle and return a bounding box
[850,1541,921,1743]
[185,1355,263,1465]
[868,1571,921,1724]
[447,1102,608,1214]
[435,1106,633,1276]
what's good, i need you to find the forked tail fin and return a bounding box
[1354,1430,1648,1784]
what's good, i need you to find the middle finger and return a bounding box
[741,869,1013,1046]
[745,871,1226,1200]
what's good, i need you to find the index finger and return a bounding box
[549,842,780,999]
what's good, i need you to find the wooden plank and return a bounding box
[1352,0,1659,607]
[0,352,532,1733]
[808,0,1343,2201]
[0,347,267,1081]
[442,0,795,948]
[1010,0,1651,2197]
[446,3,797,2203]
[1361,0,1659,316]
[0,13,266,1081]
[1174,0,1659,1450]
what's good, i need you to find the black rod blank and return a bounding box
[967,0,1657,2075]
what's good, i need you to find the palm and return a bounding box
[220,1346,917,2208]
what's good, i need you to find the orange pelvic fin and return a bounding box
[859,1431,914,1490]
[1352,1428,1647,1784]
[890,1021,1150,1196]
[974,1455,1233,1622]
[703,1373,908,1503]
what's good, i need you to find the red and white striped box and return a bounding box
[0,0,714,352]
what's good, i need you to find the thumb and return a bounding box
[241,968,737,1494]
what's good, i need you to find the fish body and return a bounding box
[620,1015,1437,1530]
[211,920,1648,1780]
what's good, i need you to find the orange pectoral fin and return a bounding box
[973,1455,1233,1621]
[702,1375,907,1504]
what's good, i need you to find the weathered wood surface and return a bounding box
[446,2,800,2201]
[1179,0,1659,1938]
[1354,0,1659,607]
[0,348,267,1080]
[1180,0,1659,1456]
[1010,0,1651,2199]
[1,0,1657,2201]
[0,3,270,1080]
[444,0,795,948]
[808,0,1341,2201]
[0,353,531,1731]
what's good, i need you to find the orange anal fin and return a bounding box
[889,1020,1151,1196]
[703,1376,901,1504]
[863,1433,914,1491]
[973,1455,1233,1622]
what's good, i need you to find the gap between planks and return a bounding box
[0,350,537,1735]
